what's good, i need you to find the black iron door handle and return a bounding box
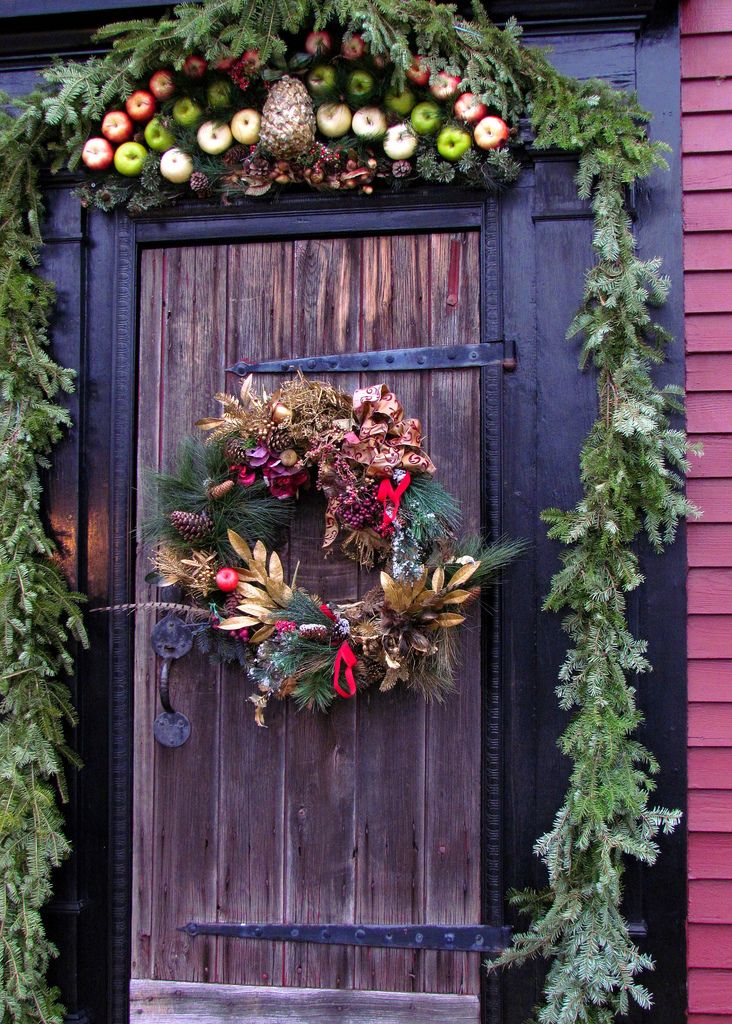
[151,613,193,748]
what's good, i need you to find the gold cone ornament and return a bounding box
[260,76,316,159]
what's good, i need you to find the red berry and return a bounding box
[216,567,239,592]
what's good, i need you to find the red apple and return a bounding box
[81,137,114,171]
[183,54,208,79]
[341,33,366,60]
[149,69,175,101]
[454,92,488,124]
[215,56,237,71]
[241,49,262,71]
[305,30,332,55]
[430,71,461,101]
[406,56,430,87]
[101,110,134,143]
[473,115,509,150]
[125,90,157,123]
[216,568,239,593]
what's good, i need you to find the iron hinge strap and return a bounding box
[227,341,514,376]
[180,921,512,955]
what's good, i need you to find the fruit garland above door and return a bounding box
[0,3,696,1024]
[145,374,521,724]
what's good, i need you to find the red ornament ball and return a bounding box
[216,567,239,592]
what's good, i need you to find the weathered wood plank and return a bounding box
[150,246,228,982]
[283,237,361,990]
[132,248,166,979]
[214,241,295,986]
[129,979,480,1022]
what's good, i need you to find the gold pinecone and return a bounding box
[267,425,296,452]
[260,76,316,159]
[223,436,253,464]
[358,654,385,687]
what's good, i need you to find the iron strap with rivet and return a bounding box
[180,921,512,955]
[227,341,511,376]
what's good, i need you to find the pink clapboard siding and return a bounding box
[682,1,732,1017]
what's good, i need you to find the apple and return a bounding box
[410,100,442,135]
[183,54,207,79]
[216,567,239,592]
[454,92,488,124]
[149,69,176,101]
[81,137,114,171]
[241,49,262,72]
[144,117,176,152]
[384,88,416,115]
[159,147,194,183]
[474,115,509,150]
[305,30,332,55]
[351,106,387,139]
[346,69,375,102]
[101,110,134,143]
[113,141,147,177]
[316,102,352,138]
[406,56,430,87]
[230,108,261,144]
[197,120,234,154]
[125,89,157,122]
[383,123,418,160]
[172,97,203,126]
[216,56,237,71]
[207,79,232,108]
[341,33,366,60]
[430,71,461,101]
[436,125,472,161]
[307,64,338,96]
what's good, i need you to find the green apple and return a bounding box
[436,125,472,162]
[307,64,338,97]
[410,101,442,136]
[172,97,203,127]
[346,69,375,103]
[316,102,352,138]
[207,79,232,109]
[113,141,148,176]
[384,88,416,116]
[144,117,175,152]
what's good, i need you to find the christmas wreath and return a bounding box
[147,374,520,724]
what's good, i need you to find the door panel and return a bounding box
[132,231,483,1015]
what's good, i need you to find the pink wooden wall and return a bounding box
[683,0,732,1018]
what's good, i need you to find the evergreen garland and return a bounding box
[0,2,696,1022]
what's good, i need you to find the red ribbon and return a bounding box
[377,472,411,531]
[333,641,358,699]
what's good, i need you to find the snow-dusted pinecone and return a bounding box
[298,623,329,643]
[223,144,249,167]
[331,617,351,643]
[208,478,234,500]
[260,76,316,159]
[189,171,211,195]
[169,509,214,541]
[392,160,412,178]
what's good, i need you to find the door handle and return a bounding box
[151,613,193,748]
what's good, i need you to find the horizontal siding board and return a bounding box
[685,194,732,232]
[689,748,732,788]
[687,1016,732,1024]
[689,569,732,614]
[687,396,732,433]
[683,81,732,116]
[690,881,732,923]
[682,1,732,34]
[689,617,732,658]
[688,437,732,478]
[682,35,732,79]
[684,232,732,270]
[686,272,732,314]
[690,833,732,878]
[690,968,732,1013]
[688,479,732,520]
[686,314,732,352]
[683,114,732,154]
[689,524,732,565]
[688,360,732,393]
[690,705,732,747]
[689,926,732,968]
[689,660,732,700]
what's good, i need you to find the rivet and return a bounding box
[322,930,331,940]
[415,932,424,943]
[355,928,366,940]
[469,350,478,359]
[291,928,300,938]
[307,359,317,369]
[445,932,455,943]
[361,357,369,367]
[474,934,484,945]
[385,932,393,942]
[254,927,262,937]
[386,354,394,363]
[417,354,426,364]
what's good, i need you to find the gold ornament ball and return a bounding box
[272,402,291,424]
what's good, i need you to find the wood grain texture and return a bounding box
[690,705,732,747]
[689,748,732,789]
[683,114,732,154]
[689,617,732,659]
[690,790,732,831]
[683,81,732,116]
[129,979,480,1023]
[684,232,732,269]
[690,881,732,923]
[685,193,732,232]
[689,660,732,700]
[686,313,732,351]
[690,833,732,878]
[682,0,732,35]
[682,35,732,79]
[688,479,732,520]
[690,926,732,968]
[690,968,732,1013]
[686,272,732,314]
[688,357,732,391]
[687,438,732,479]
[689,570,732,614]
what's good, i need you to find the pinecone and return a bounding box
[224,593,242,617]
[223,144,249,167]
[331,617,351,643]
[358,654,385,687]
[260,76,316,159]
[169,509,214,541]
[335,484,383,531]
[298,623,329,643]
[208,479,234,500]
[189,171,211,195]
[267,424,296,452]
[392,160,412,178]
[224,436,253,464]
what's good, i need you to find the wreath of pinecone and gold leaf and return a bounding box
[145,374,522,723]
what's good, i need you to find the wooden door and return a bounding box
[130,231,486,1023]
